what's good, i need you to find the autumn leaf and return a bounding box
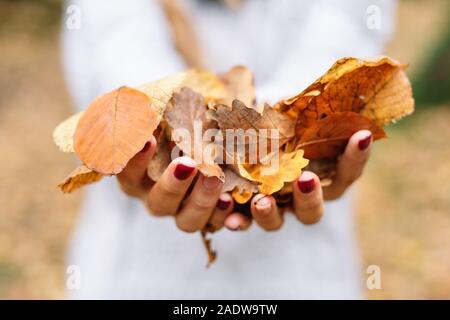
[219,66,256,108]
[297,112,386,159]
[182,69,226,103]
[222,169,258,204]
[74,86,158,175]
[165,87,225,181]
[135,72,188,120]
[53,112,84,153]
[207,100,295,163]
[147,127,171,181]
[58,165,103,193]
[237,149,309,195]
[135,70,225,120]
[277,57,414,137]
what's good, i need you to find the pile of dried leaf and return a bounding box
[53,57,414,265]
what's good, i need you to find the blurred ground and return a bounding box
[0,0,449,299]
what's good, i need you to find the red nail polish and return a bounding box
[358,134,372,151]
[298,179,315,194]
[141,141,151,153]
[217,199,231,210]
[174,163,195,180]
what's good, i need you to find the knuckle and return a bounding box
[159,180,184,198]
[262,220,283,232]
[146,196,175,216]
[191,197,216,211]
[175,219,200,233]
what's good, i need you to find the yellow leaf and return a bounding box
[58,165,103,193]
[237,149,309,195]
[135,70,225,120]
[182,69,226,103]
[52,112,84,153]
[135,72,188,120]
[232,188,253,204]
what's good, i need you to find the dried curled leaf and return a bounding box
[297,112,386,159]
[74,86,158,175]
[53,112,84,153]
[207,100,295,163]
[165,87,225,181]
[134,70,225,120]
[135,72,187,120]
[238,149,309,195]
[220,65,255,108]
[183,69,226,103]
[147,127,171,181]
[58,165,103,193]
[278,57,414,137]
[222,169,258,204]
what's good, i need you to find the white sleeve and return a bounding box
[256,0,397,103]
[62,0,185,111]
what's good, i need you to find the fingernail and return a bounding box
[174,163,195,180]
[227,226,240,231]
[298,179,315,194]
[255,196,271,214]
[217,199,231,210]
[202,176,221,190]
[140,141,151,153]
[358,134,372,151]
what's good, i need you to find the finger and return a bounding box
[117,135,157,198]
[323,130,372,200]
[224,212,252,231]
[175,175,223,233]
[250,194,283,231]
[207,193,234,231]
[293,171,324,225]
[146,156,197,216]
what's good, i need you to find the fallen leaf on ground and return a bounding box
[58,165,103,193]
[74,86,158,175]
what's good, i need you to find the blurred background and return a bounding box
[0,0,449,299]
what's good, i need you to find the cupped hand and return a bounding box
[117,136,250,233]
[117,130,372,233]
[247,130,373,231]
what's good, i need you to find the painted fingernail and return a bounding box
[358,134,372,151]
[217,199,231,210]
[174,163,195,180]
[298,179,315,194]
[203,176,221,190]
[255,196,271,215]
[140,141,151,153]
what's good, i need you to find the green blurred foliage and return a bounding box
[412,13,450,107]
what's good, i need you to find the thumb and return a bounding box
[117,135,157,197]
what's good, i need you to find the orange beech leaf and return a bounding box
[297,112,386,159]
[58,165,103,193]
[74,86,158,175]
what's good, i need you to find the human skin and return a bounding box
[117,130,373,232]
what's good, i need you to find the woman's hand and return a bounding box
[117,129,372,232]
[116,136,251,233]
[247,130,373,231]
